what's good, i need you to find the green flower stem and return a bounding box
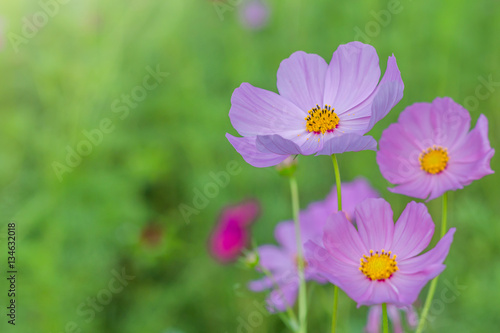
[415,192,448,333]
[289,176,307,333]
[331,154,342,333]
[382,303,389,333]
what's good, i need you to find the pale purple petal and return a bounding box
[391,202,434,260]
[355,198,394,251]
[338,55,403,134]
[388,173,434,200]
[448,114,495,183]
[248,276,274,292]
[256,134,310,155]
[229,82,304,137]
[377,123,423,184]
[257,245,292,271]
[398,228,456,274]
[365,56,404,132]
[323,42,381,113]
[365,306,382,333]
[341,178,380,221]
[267,279,298,312]
[315,133,377,155]
[427,171,465,201]
[277,51,328,112]
[366,80,404,132]
[304,240,354,284]
[391,269,445,306]
[388,305,403,333]
[405,306,418,329]
[321,212,367,264]
[274,222,296,254]
[238,0,269,30]
[226,133,288,167]
[361,279,401,306]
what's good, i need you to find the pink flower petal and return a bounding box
[321,212,367,264]
[229,82,304,137]
[398,228,456,274]
[257,245,292,271]
[323,42,381,113]
[277,51,328,112]
[315,133,377,155]
[226,133,288,167]
[391,202,434,259]
[355,198,394,252]
[341,54,404,133]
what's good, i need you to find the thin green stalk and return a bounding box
[415,192,448,333]
[289,176,307,333]
[382,303,389,333]
[330,154,342,333]
[441,192,448,237]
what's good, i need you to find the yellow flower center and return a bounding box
[305,104,339,134]
[419,145,449,174]
[359,249,398,281]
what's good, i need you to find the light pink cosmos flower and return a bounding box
[305,198,456,307]
[238,0,270,30]
[249,179,379,311]
[209,200,260,263]
[226,41,404,167]
[377,97,494,200]
[365,305,418,333]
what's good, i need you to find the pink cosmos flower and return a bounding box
[305,198,456,307]
[238,0,270,30]
[249,179,379,311]
[226,41,404,167]
[377,97,494,200]
[365,305,417,333]
[209,200,260,263]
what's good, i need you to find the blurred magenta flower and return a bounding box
[209,200,260,263]
[365,304,417,333]
[377,97,494,200]
[238,0,269,30]
[305,198,456,307]
[226,41,404,167]
[249,178,378,311]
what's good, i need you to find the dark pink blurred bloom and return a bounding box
[365,305,418,333]
[226,42,404,167]
[305,198,455,307]
[238,0,270,30]
[377,97,494,200]
[249,179,378,312]
[209,200,260,263]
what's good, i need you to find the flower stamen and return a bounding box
[359,249,398,281]
[305,104,339,134]
[419,145,449,174]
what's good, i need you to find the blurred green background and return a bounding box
[0,0,498,332]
